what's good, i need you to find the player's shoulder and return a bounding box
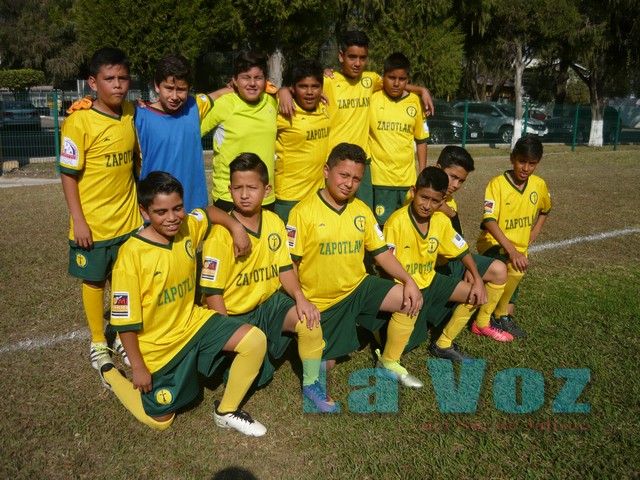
[262,209,286,227]
[386,204,410,226]
[529,173,548,187]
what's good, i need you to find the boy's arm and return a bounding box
[205,293,228,316]
[204,206,252,257]
[278,87,296,118]
[416,141,427,172]
[483,221,528,273]
[207,86,234,101]
[529,213,549,245]
[119,330,152,393]
[459,253,488,306]
[279,269,320,329]
[406,84,434,116]
[374,249,423,316]
[61,172,93,249]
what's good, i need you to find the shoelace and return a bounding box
[228,410,254,424]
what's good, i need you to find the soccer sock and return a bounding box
[217,327,267,414]
[436,303,477,349]
[102,366,174,431]
[381,313,417,363]
[475,281,507,328]
[494,265,524,317]
[295,321,325,387]
[82,282,106,343]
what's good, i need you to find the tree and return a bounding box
[0,69,46,97]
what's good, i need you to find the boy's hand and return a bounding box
[295,296,321,330]
[230,224,252,258]
[278,87,296,118]
[323,68,334,79]
[73,219,93,249]
[466,282,488,306]
[509,250,528,273]
[419,87,434,117]
[402,279,423,317]
[132,365,153,393]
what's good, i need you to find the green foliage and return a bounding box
[0,69,46,92]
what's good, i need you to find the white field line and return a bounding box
[1,228,639,356]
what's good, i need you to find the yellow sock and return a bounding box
[436,303,476,349]
[83,283,106,343]
[295,321,325,386]
[494,265,524,317]
[381,313,416,363]
[476,281,506,328]
[102,367,174,431]
[217,327,266,413]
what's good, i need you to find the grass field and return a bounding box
[1,146,639,479]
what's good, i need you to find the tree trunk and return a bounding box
[554,60,569,117]
[268,49,285,88]
[588,69,603,146]
[511,42,526,149]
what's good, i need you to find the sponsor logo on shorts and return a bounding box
[201,257,219,282]
[375,205,385,217]
[484,199,495,214]
[155,388,174,406]
[268,233,282,252]
[111,292,130,318]
[286,225,297,248]
[75,252,87,268]
[60,137,79,167]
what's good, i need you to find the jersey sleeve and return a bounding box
[200,94,234,136]
[286,205,305,262]
[382,218,400,256]
[188,208,212,246]
[364,206,388,255]
[200,225,233,294]
[481,177,501,225]
[194,93,214,122]
[59,114,86,174]
[414,98,429,142]
[437,215,470,260]
[372,73,383,92]
[110,246,143,332]
[539,180,552,214]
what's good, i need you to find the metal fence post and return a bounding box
[613,108,622,151]
[571,105,580,152]
[523,102,529,137]
[462,100,469,149]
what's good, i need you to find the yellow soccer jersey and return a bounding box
[384,206,469,289]
[200,93,277,204]
[60,103,141,243]
[287,192,388,311]
[200,210,293,315]
[369,91,428,187]
[275,102,331,202]
[477,172,552,255]
[324,71,383,156]
[110,210,213,374]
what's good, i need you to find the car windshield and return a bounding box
[4,101,35,109]
[496,104,515,116]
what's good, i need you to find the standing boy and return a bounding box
[103,171,268,436]
[369,52,429,226]
[477,135,552,338]
[287,143,424,392]
[200,154,334,411]
[274,59,331,222]
[60,47,139,370]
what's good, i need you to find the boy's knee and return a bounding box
[148,413,175,431]
[490,260,508,283]
[235,326,267,356]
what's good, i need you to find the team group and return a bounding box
[59,30,551,437]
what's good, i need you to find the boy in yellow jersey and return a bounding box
[369,53,429,226]
[201,51,278,212]
[275,59,331,222]
[477,135,551,339]
[200,154,335,412]
[102,171,268,436]
[60,47,140,371]
[287,143,424,392]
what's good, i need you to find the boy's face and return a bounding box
[324,159,365,204]
[439,164,469,196]
[383,68,409,99]
[155,76,189,114]
[510,154,540,183]
[88,64,130,110]
[293,76,322,111]
[410,185,445,221]
[233,67,266,103]
[338,46,368,79]
[140,192,186,241]
[229,170,270,216]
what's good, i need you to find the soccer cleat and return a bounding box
[471,321,514,342]
[213,400,267,437]
[374,349,423,388]
[96,355,115,391]
[492,315,527,338]
[90,341,111,370]
[302,381,338,413]
[112,337,131,367]
[430,342,474,362]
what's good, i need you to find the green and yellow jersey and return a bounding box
[275,101,331,202]
[200,93,277,205]
[369,91,428,187]
[384,206,469,289]
[59,103,141,244]
[200,210,293,315]
[287,192,387,311]
[477,172,552,255]
[109,210,213,374]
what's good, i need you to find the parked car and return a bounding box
[427,101,483,144]
[453,101,547,143]
[0,101,41,130]
[544,105,619,143]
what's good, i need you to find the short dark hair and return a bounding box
[138,171,184,208]
[89,47,130,77]
[415,166,449,196]
[512,135,543,160]
[340,31,369,52]
[154,53,193,87]
[437,146,475,172]
[290,58,323,86]
[327,143,367,168]
[230,153,269,185]
[233,51,268,78]
[383,52,411,75]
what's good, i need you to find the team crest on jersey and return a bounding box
[530,191,539,205]
[452,233,467,249]
[387,243,396,255]
[354,216,366,232]
[201,257,219,282]
[406,106,417,118]
[185,239,194,259]
[427,237,440,254]
[189,210,205,222]
[61,137,79,167]
[360,77,373,89]
[75,252,87,268]
[286,225,297,248]
[111,292,130,318]
[375,205,385,217]
[268,233,282,252]
[484,200,495,214]
[321,105,330,119]
[155,388,174,406]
